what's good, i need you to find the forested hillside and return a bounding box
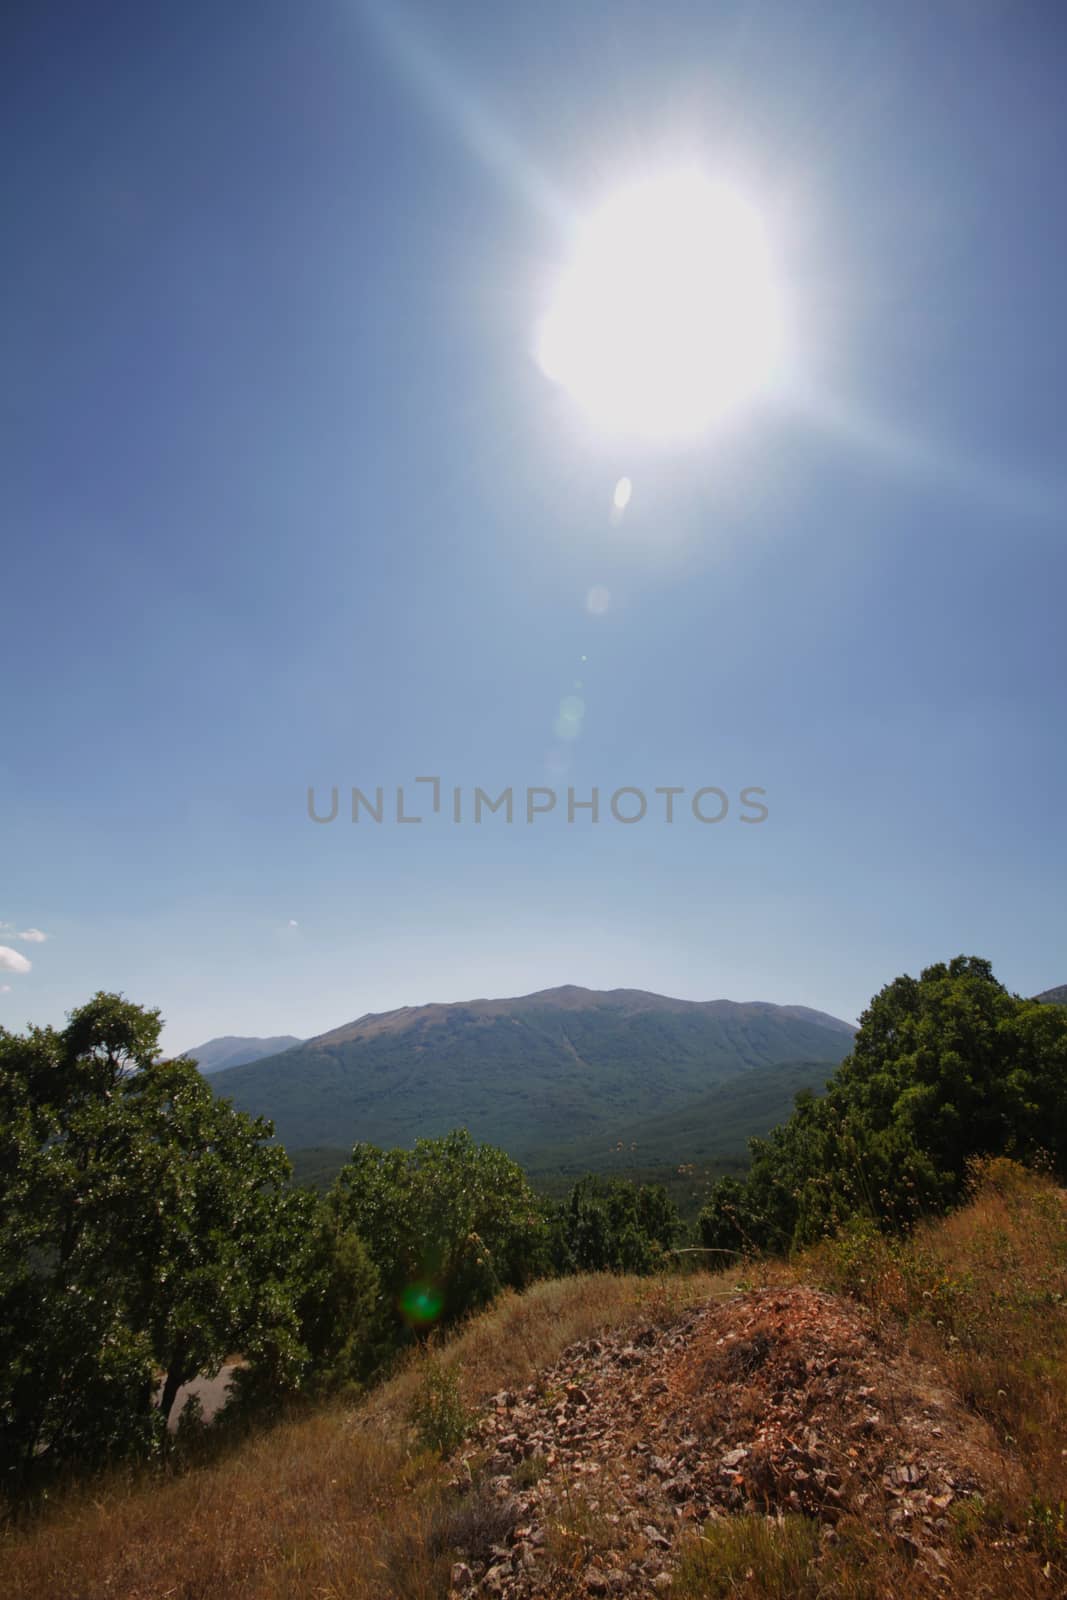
[208,986,852,1157]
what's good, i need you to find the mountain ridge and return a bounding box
[210,985,854,1159]
[180,1034,303,1075]
[308,985,855,1047]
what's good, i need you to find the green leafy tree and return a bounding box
[0,993,340,1490]
[1,995,165,1485]
[108,1056,307,1424]
[328,1129,547,1339]
[554,1176,681,1274]
[227,1197,381,1414]
[699,957,1067,1255]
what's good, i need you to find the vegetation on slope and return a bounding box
[286,1057,831,1206]
[207,989,852,1158]
[4,953,1067,1595]
[0,995,684,1497]
[528,1057,832,1174]
[2,1163,1065,1598]
[700,956,1067,1254]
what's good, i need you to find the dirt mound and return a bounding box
[445,1284,1015,1597]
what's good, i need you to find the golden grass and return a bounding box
[4,1166,1066,1600]
[0,1272,722,1600]
[805,1161,1067,1492]
[794,1158,1067,1596]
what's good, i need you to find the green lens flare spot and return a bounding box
[400,1282,444,1326]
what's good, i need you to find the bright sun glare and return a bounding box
[537,172,783,439]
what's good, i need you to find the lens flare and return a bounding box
[399,1281,444,1327]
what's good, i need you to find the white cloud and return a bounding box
[0,947,32,975]
[0,984,11,994]
[16,928,47,943]
[288,918,299,927]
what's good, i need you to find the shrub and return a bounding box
[408,1362,471,1456]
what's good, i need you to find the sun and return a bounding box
[536,171,783,439]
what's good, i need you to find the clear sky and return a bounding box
[3,0,1065,1054]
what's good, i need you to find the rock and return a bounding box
[458,1281,1003,1595]
[450,1562,473,1591]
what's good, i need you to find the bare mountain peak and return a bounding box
[308,985,854,1048]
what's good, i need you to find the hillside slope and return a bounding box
[286,1057,834,1201]
[211,986,853,1158]
[6,1163,1063,1599]
[529,1056,834,1176]
[179,1035,302,1074]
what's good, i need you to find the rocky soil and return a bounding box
[443,1284,1014,1597]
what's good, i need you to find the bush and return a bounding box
[408,1362,472,1456]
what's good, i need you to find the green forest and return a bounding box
[2,956,1065,1502]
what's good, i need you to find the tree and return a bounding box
[108,1056,306,1425]
[0,993,328,1490]
[328,1129,548,1339]
[1,995,165,1485]
[699,957,1067,1256]
[554,1176,681,1274]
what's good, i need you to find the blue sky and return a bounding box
[2,0,1065,1053]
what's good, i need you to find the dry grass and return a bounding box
[673,1513,822,1599]
[794,1158,1067,1595]
[4,1167,1066,1600]
[806,1161,1067,1491]
[0,1272,720,1600]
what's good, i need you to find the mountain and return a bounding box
[1035,985,1067,1006]
[180,1035,303,1075]
[209,985,853,1161]
[529,1056,836,1175]
[286,1056,837,1196]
